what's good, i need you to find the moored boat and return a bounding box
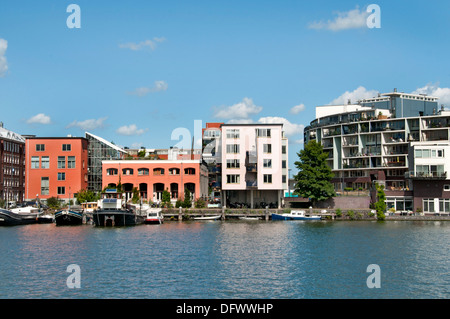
[144,208,164,224]
[239,216,261,220]
[0,208,39,226]
[55,210,83,226]
[93,189,144,227]
[193,215,222,220]
[271,210,321,221]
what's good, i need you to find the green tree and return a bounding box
[75,189,98,204]
[131,187,140,204]
[161,189,172,207]
[374,183,386,221]
[293,140,336,206]
[47,197,60,209]
[182,189,192,208]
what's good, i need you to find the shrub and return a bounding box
[335,208,342,217]
[195,198,206,208]
[347,210,355,220]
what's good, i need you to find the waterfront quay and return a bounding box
[160,207,450,221]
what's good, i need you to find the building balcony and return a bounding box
[405,171,447,180]
[246,181,258,188]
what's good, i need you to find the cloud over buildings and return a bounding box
[308,6,369,31]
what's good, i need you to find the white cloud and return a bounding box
[308,6,369,31]
[413,83,450,107]
[329,86,379,105]
[27,113,51,125]
[128,80,168,96]
[213,97,263,120]
[119,37,166,51]
[116,124,147,136]
[66,117,107,130]
[289,103,305,115]
[258,116,304,144]
[0,38,8,77]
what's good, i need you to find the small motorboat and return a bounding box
[55,210,83,226]
[193,215,222,220]
[271,210,321,221]
[144,208,164,224]
[238,216,261,221]
[0,208,39,226]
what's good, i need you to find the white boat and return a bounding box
[11,206,39,214]
[144,208,164,224]
[193,215,222,220]
[239,216,261,220]
[271,210,321,221]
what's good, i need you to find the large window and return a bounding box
[226,159,240,169]
[415,149,444,158]
[68,156,76,168]
[263,159,272,168]
[31,156,39,169]
[263,174,272,183]
[226,129,240,139]
[41,156,50,169]
[138,168,149,175]
[386,197,413,212]
[423,198,435,213]
[256,128,271,137]
[62,144,71,151]
[439,199,450,213]
[226,144,240,154]
[41,177,49,195]
[58,156,66,169]
[106,168,118,175]
[226,174,240,184]
[263,144,272,153]
[36,144,45,151]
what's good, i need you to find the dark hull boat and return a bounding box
[55,210,83,226]
[93,209,144,226]
[0,208,38,226]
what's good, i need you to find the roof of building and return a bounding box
[85,132,128,154]
[0,126,25,143]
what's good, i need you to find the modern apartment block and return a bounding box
[303,89,450,214]
[0,123,26,205]
[220,123,288,208]
[25,136,89,203]
[202,122,223,203]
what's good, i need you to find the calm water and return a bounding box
[0,220,448,299]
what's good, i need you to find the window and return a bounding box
[68,156,76,168]
[138,168,149,175]
[58,172,65,181]
[226,129,240,139]
[57,186,65,195]
[423,198,435,212]
[107,168,118,175]
[184,168,196,175]
[439,199,450,213]
[263,174,272,183]
[226,174,240,184]
[41,177,49,195]
[263,144,272,153]
[282,175,287,183]
[58,156,66,169]
[263,159,272,168]
[36,144,45,151]
[62,144,71,151]
[256,128,271,137]
[282,145,286,154]
[169,168,180,175]
[31,156,39,169]
[153,168,165,175]
[226,159,240,169]
[122,168,133,175]
[444,185,450,191]
[282,160,287,169]
[226,144,240,153]
[41,156,49,169]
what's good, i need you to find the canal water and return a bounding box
[0,220,448,299]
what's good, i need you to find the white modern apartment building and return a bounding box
[220,123,288,208]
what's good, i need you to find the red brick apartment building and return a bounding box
[25,137,89,203]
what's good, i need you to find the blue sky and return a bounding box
[1,0,450,170]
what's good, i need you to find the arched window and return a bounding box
[107,168,118,175]
[184,168,196,175]
[169,168,180,175]
[153,168,165,176]
[122,168,134,175]
[138,168,149,175]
